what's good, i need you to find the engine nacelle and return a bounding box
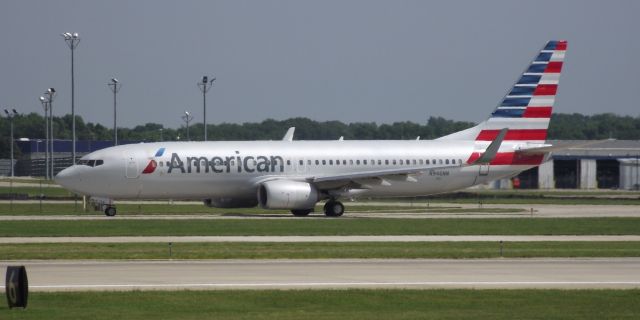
[258,180,319,209]
[204,197,258,208]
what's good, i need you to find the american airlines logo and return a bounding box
[143,148,285,174]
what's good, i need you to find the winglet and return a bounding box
[472,128,508,164]
[282,127,295,141]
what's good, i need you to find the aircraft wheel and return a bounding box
[105,206,117,217]
[291,209,312,217]
[324,200,344,217]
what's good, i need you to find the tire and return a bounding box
[105,206,117,217]
[324,201,344,217]
[291,209,312,217]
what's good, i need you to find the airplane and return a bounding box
[56,40,567,217]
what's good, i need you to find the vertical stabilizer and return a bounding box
[438,40,567,143]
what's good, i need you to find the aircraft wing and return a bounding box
[306,129,507,189]
[282,127,295,141]
[309,164,457,183]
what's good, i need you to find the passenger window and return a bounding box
[426,159,430,165]
[406,159,410,165]
[159,161,163,167]
[378,160,382,165]
[413,159,417,165]
[299,160,303,165]
[286,160,291,165]
[419,159,423,165]
[458,159,462,164]
[363,160,368,165]
[350,160,354,165]
[322,160,326,165]
[392,160,396,165]
[329,160,333,165]
[315,160,319,165]
[343,160,347,165]
[399,160,403,165]
[385,160,389,165]
[445,159,450,164]
[439,159,443,165]
[308,160,312,165]
[356,160,360,165]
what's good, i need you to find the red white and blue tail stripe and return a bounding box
[479,40,566,143]
[438,40,566,145]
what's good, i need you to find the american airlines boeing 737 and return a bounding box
[56,40,568,217]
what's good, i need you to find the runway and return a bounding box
[2,258,639,291]
[1,235,640,243]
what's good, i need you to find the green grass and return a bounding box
[1,241,639,260]
[0,217,639,237]
[1,289,638,319]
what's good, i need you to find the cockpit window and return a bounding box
[77,159,104,167]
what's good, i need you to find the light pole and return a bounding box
[39,96,49,179]
[4,109,18,177]
[108,78,121,146]
[62,32,80,163]
[44,88,56,177]
[182,111,194,141]
[197,76,215,141]
[159,128,164,141]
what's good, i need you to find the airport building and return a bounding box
[495,140,640,190]
[2,139,640,190]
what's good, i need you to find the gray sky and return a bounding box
[2,0,639,128]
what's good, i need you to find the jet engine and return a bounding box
[258,180,319,209]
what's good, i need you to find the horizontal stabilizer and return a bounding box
[517,139,614,155]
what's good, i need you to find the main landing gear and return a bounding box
[289,200,345,217]
[104,206,117,217]
[323,200,344,217]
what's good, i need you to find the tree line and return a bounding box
[1,112,639,158]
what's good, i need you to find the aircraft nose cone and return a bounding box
[55,167,80,191]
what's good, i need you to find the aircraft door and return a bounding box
[478,164,490,176]
[126,156,139,179]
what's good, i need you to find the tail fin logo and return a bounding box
[480,40,567,143]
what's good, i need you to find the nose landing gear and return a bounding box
[104,206,117,217]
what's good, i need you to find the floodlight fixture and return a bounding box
[198,75,216,141]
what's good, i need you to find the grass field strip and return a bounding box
[2,235,640,243]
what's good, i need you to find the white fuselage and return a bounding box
[56,140,534,202]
